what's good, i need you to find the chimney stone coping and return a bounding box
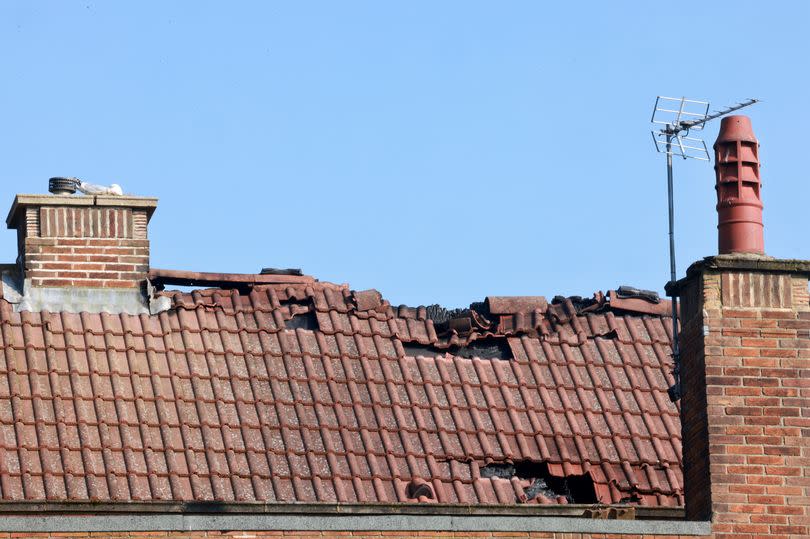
[6,194,158,228]
[666,254,810,296]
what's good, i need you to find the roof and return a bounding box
[0,276,682,507]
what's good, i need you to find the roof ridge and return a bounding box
[148,268,317,288]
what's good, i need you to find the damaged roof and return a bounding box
[0,274,681,507]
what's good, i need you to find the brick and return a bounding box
[724,425,763,435]
[34,279,73,287]
[742,377,780,387]
[766,485,804,496]
[741,318,778,328]
[760,309,797,319]
[58,238,91,246]
[24,237,58,246]
[707,375,743,386]
[740,356,780,367]
[765,465,802,476]
[722,327,759,337]
[726,406,763,416]
[741,338,779,347]
[779,319,810,329]
[728,523,771,534]
[771,526,809,535]
[742,397,780,407]
[763,387,798,397]
[748,494,785,504]
[724,366,761,377]
[728,503,768,514]
[761,329,799,338]
[86,272,117,279]
[36,246,74,254]
[728,484,766,494]
[723,308,760,318]
[723,347,756,357]
[105,264,137,272]
[723,386,762,396]
[760,348,798,357]
[750,513,789,524]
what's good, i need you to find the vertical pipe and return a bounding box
[666,132,681,400]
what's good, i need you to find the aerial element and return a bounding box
[650,96,759,402]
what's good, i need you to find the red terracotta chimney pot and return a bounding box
[714,115,764,255]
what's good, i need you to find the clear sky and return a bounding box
[1,2,808,308]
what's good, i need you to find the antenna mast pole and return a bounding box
[650,96,759,401]
[665,133,680,397]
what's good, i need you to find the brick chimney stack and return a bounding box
[6,191,157,289]
[677,258,810,537]
[674,115,810,538]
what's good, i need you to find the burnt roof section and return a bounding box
[0,277,680,507]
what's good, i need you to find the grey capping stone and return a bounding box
[7,194,158,228]
[14,282,151,314]
[0,513,712,535]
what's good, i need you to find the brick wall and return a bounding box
[24,236,149,288]
[678,257,810,539]
[7,196,156,289]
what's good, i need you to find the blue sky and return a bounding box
[1,2,808,308]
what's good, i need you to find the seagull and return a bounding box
[75,180,123,196]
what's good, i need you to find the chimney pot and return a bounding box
[48,177,78,196]
[713,115,764,255]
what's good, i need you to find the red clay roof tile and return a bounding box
[0,279,681,506]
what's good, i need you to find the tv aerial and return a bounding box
[650,96,759,401]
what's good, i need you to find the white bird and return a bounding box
[76,181,123,196]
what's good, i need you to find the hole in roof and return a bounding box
[285,310,319,331]
[281,297,310,307]
[162,284,257,295]
[454,337,512,360]
[480,460,598,504]
[402,342,446,358]
[552,295,601,311]
[589,329,619,340]
[163,285,200,293]
[280,296,319,331]
[402,337,512,360]
[479,462,517,479]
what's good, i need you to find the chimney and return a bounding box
[673,116,810,537]
[6,182,157,290]
[714,115,764,254]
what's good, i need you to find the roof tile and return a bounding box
[0,280,681,506]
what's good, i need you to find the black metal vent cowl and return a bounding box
[260,267,303,276]
[48,177,78,195]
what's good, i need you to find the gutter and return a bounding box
[0,502,711,535]
[0,500,681,518]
